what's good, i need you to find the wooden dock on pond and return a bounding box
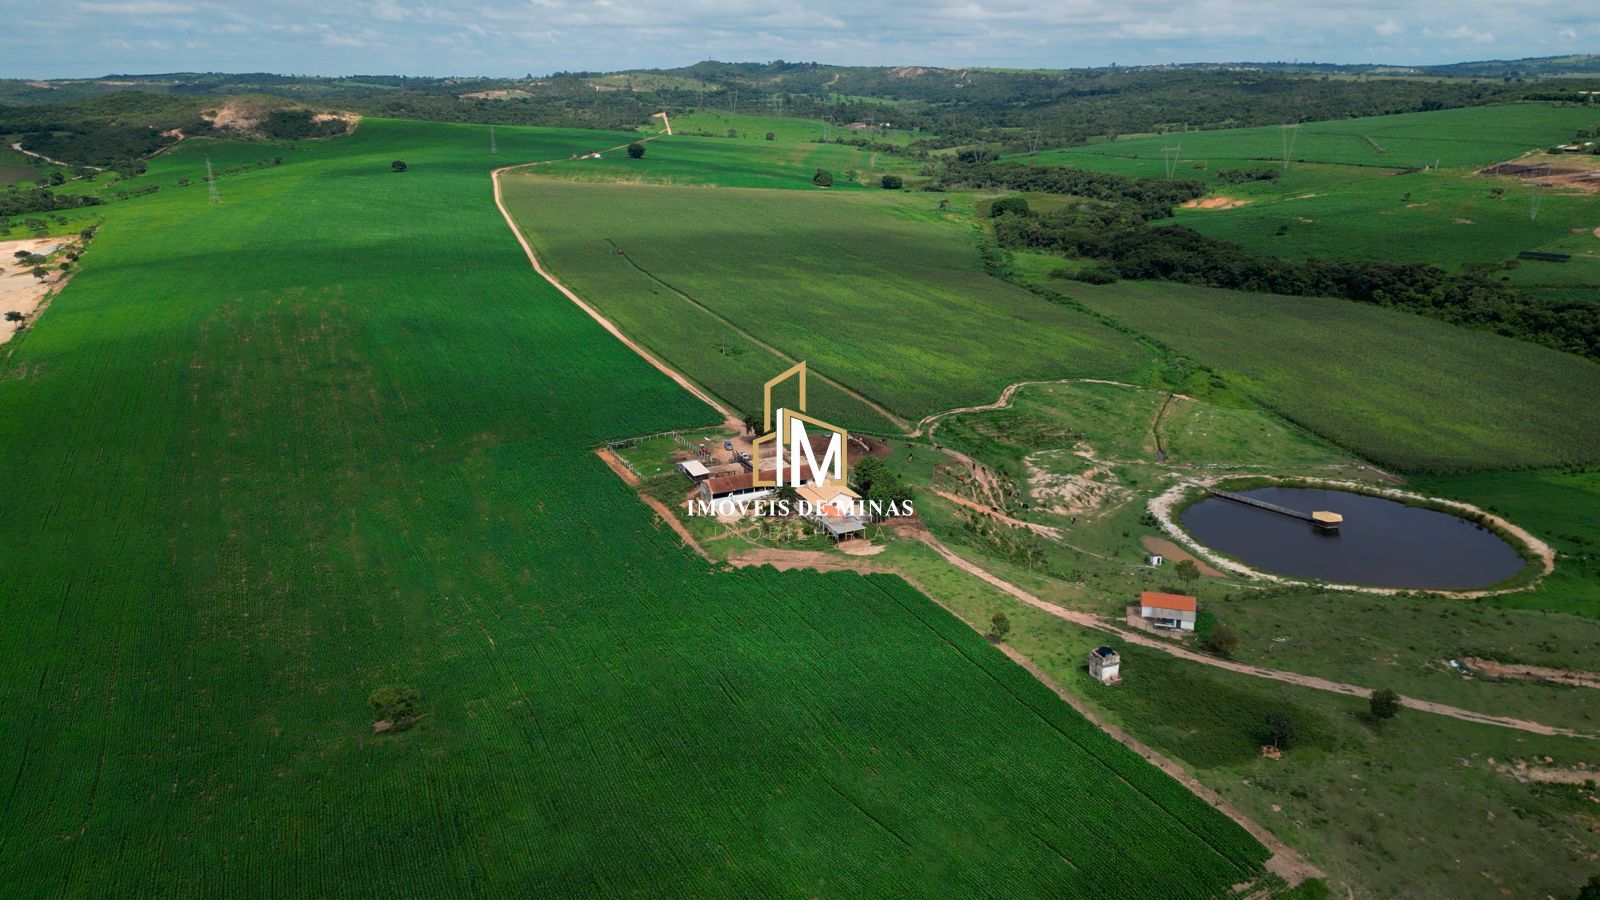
[1210,489,1343,530]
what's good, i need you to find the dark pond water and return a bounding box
[1179,487,1525,589]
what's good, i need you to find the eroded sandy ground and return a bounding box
[0,236,69,345]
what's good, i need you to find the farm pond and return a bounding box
[1179,487,1526,590]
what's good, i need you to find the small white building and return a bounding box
[1139,591,1197,631]
[1146,553,1164,567]
[1088,646,1121,685]
[675,459,711,481]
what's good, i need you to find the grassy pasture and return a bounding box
[662,110,918,146]
[867,497,1600,899]
[1068,280,1600,472]
[525,129,914,190]
[0,117,1268,894]
[1010,104,1600,280]
[502,176,1157,427]
[1030,103,1600,171]
[1167,169,1600,269]
[0,161,36,184]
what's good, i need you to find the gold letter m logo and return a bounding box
[751,362,848,488]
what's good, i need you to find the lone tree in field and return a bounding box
[1369,688,1402,724]
[880,175,903,189]
[31,267,48,280]
[1575,873,1600,900]
[626,142,646,159]
[1264,711,1299,751]
[391,160,408,172]
[988,612,1011,642]
[765,132,775,141]
[1202,623,1238,658]
[812,168,833,187]
[1175,558,1200,589]
[369,684,421,730]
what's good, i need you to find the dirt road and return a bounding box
[9,142,105,172]
[933,488,1061,538]
[913,532,1594,740]
[491,138,744,437]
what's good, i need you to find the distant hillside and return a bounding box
[3,57,1596,165]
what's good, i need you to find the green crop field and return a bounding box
[1030,103,1599,171]
[0,117,1268,894]
[1068,280,1600,472]
[501,176,1157,428]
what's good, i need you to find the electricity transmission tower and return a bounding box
[1530,164,1550,220]
[1027,129,1040,155]
[489,125,497,156]
[1161,125,1185,178]
[205,158,220,204]
[1281,122,1300,171]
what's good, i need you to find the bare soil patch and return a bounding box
[1492,758,1600,785]
[1462,657,1600,690]
[0,236,72,345]
[1140,534,1224,577]
[1027,449,1125,518]
[1481,154,1600,194]
[1181,196,1251,210]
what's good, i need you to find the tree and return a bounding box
[1264,711,1299,750]
[391,160,408,172]
[988,612,1011,642]
[1575,873,1600,900]
[741,413,762,435]
[765,132,775,141]
[1369,688,1401,724]
[1202,623,1238,658]
[626,142,646,159]
[31,267,47,280]
[812,169,833,187]
[989,196,1030,217]
[1174,558,1199,588]
[49,171,65,186]
[368,684,421,727]
[880,175,903,189]
[774,484,800,511]
[850,456,889,495]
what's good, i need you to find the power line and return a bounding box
[205,157,220,204]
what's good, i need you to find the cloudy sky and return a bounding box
[5,0,1597,77]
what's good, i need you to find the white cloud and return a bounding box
[7,0,1597,77]
[1444,25,1495,44]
